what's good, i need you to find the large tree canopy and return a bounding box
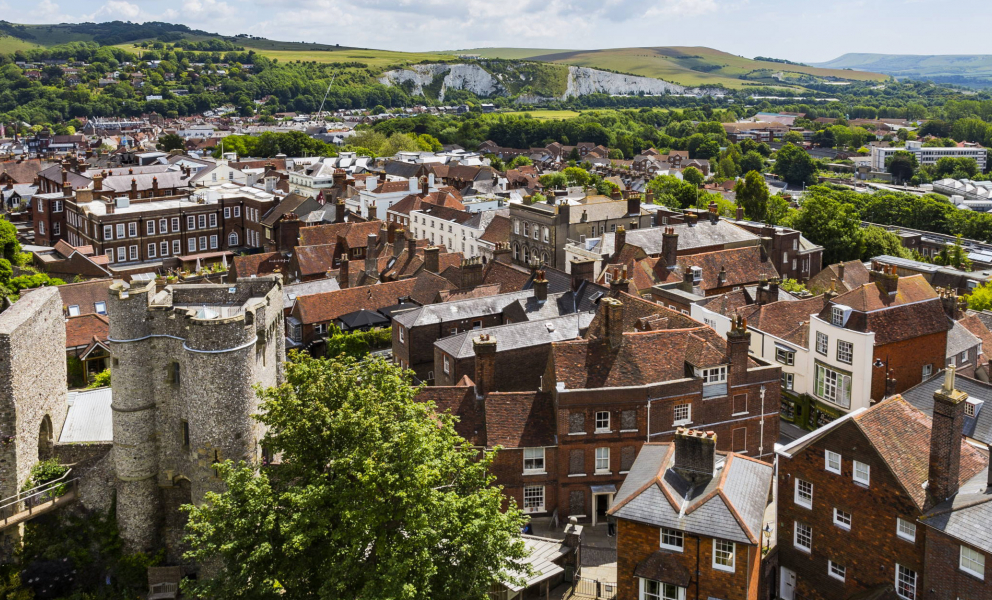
[182,354,527,600]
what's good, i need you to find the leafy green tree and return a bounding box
[966,282,992,312]
[860,226,911,261]
[157,133,185,152]
[772,143,818,186]
[87,369,111,389]
[934,234,972,270]
[682,166,704,187]
[538,172,567,189]
[766,194,793,226]
[695,140,721,160]
[779,278,808,294]
[0,258,10,285]
[783,131,804,145]
[646,174,697,209]
[568,147,580,162]
[734,171,770,222]
[507,156,533,169]
[182,355,527,600]
[562,166,590,187]
[885,150,918,184]
[485,154,504,172]
[739,150,765,174]
[934,157,980,180]
[787,187,863,264]
[0,219,20,261]
[371,104,386,115]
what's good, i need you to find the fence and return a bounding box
[0,469,77,529]
[568,577,617,599]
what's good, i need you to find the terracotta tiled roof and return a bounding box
[0,159,51,184]
[232,252,285,278]
[437,283,502,303]
[408,271,455,305]
[298,220,383,247]
[484,392,556,448]
[853,395,987,510]
[825,275,950,345]
[833,274,936,312]
[738,295,827,347]
[481,261,531,292]
[807,260,871,295]
[417,385,486,446]
[57,279,112,316]
[293,278,418,325]
[479,216,511,245]
[387,189,465,218]
[959,313,992,365]
[65,313,109,348]
[372,180,416,194]
[294,245,338,279]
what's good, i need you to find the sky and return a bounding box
[3,0,991,63]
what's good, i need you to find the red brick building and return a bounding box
[775,372,988,600]
[609,430,774,600]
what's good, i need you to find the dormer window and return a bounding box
[691,266,703,283]
[831,306,843,326]
[701,366,727,384]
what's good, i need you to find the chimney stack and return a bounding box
[493,241,512,264]
[601,297,624,349]
[927,367,969,505]
[533,270,549,302]
[627,193,640,217]
[717,265,727,287]
[662,227,679,270]
[365,233,378,278]
[424,246,440,274]
[736,205,744,221]
[93,173,103,192]
[726,315,750,385]
[837,262,846,281]
[129,177,137,200]
[615,225,626,254]
[759,236,772,262]
[940,287,966,321]
[869,263,899,296]
[337,257,350,289]
[673,428,717,485]
[152,176,159,196]
[707,201,719,224]
[393,229,406,257]
[461,257,484,289]
[570,258,596,289]
[335,198,345,224]
[473,334,497,397]
[609,266,630,297]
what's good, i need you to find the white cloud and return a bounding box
[83,0,141,20]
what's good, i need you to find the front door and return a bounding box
[779,567,796,600]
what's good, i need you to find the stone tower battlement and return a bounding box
[108,275,285,556]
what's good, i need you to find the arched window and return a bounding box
[228,231,239,246]
[38,415,53,460]
[523,247,530,263]
[513,243,520,260]
[523,222,530,237]
[542,252,550,265]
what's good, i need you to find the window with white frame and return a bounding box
[776,347,795,365]
[595,411,610,433]
[922,364,933,380]
[966,399,977,418]
[198,215,206,229]
[94,302,106,315]
[782,372,794,390]
[172,217,180,232]
[853,460,870,486]
[837,340,853,364]
[188,238,196,253]
[523,448,545,474]
[660,528,683,552]
[224,207,231,218]
[160,241,168,257]
[523,486,544,513]
[147,243,156,258]
[172,240,180,255]
[595,447,609,473]
[128,222,137,237]
[209,213,217,227]
[209,235,218,249]
[825,450,841,474]
[146,220,155,235]
[795,479,813,509]
[116,223,125,239]
[897,518,916,542]
[896,564,917,600]
[187,215,195,230]
[103,225,112,240]
[673,403,691,426]
[67,305,80,317]
[639,579,684,600]
[234,206,241,217]
[443,355,450,374]
[816,331,829,355]
[105,249,114,263]
[828,561,846,582]
[833,508,852,530]
[159,218,167,233]
[815,363,852,409]
[199,236,207,251]
[117,247,125,262]
[398,326,404,343]
[794,521,812,553]
[961,546,985,579]
[712,539,735,572]
[831,306,844,326]
[701,366,727,384]
[229,231,239,246]
[129,245,137,261]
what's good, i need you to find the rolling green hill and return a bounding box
[456,46,888,89]
[813,53,992,87]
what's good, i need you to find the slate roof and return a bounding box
[947,319,982,359]
[609,443,773,545]
[920,466,992,554]
[435,313,595,359]
[902,372,992,445]
[393,290,532,328]
[850,396,987,511]
[507,536,571,592]
[621,220,758,256]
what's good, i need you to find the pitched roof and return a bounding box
[57,279,112,316]
[826,275,950,345]
[609,443,773,545]
[393,290,532,328]
[484,392,556,448]
[807,260,871,295]
[65,313,109,348]
[298,220,383,247]
[435,313,594,359]
[293,279,418,324]
[294,245,339,279]
[0,159,52,184]
[283,278,340,310]
[437,283,502,303]
[482,261,531,292]
[386,189,465,217]
[738,295,827,347]
[233,252,285,279]
[853,395,987,510]
[408,270,455,305]
[947,319,981,358]
[621,219,758,255]
[902,372,992,445]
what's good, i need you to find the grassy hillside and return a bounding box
[813,53,992,87]
[461,46,888,89]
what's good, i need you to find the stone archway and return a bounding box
[38,415,53,461]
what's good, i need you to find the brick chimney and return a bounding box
[609,266,630,297]
[869,263,899,296]
[678,269,695,294]
[424,246,440,274]
[407,236,418,256]
[129,177,137,200]
[151,176,159,196]
[736,205,744,221]
[686,213,697,227]
[940,287,965,321]
[533,270,549,302]
[570,258,596,289]
[337,257,350,289]
[615,225,626,254]
[627,194,640,216]
[645,190,654,204]
[707,201,719,224]
[461,257,484,288]
[473,334,497,397]
[492,241,512,264]
[662,227,679,271]
[365,233,378,278]
[837,262,846,281]
[601,297,624,349]
[673,428,717,485]
[759,236,772,262]
[387,222,396,244]
[335,198,345,224]
[93,173,103,191]
[727,314,750,384]
[610,188,622,201]
[927,367,969,505]
[393,229,406,256]
[717,265,727,288]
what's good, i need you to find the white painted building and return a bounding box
[870,140,987,172]
[409,205,497,259]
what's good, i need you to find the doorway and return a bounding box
[592,493,613,526]
[779,567,796,600]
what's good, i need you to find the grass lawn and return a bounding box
[248,47,458,69]
[0,36,41,53]
[497,110,582,120]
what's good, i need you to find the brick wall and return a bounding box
[778,420,925,600]
[616,519,759,600]
[872,330,947,400]
[922,527,990,600]
[434,342,550,391]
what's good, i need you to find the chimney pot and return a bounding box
[673,428,717,484]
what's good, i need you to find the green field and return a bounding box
[0,35,39,53]
[251,47,458,69]
[461,46,889,89]
[447,48,573,60]
[496,110,582,120]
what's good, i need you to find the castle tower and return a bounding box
[108,276,285,558]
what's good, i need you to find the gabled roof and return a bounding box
[233,252,285,279]
[902,372,992,445]
[435,313,594,359]
[484,392,556,448]
[807,260,871,295]
[825,275,949,345]
[621,219,758,255]
[479,215,511,245]
[393,290,532,328]
[65,313,109,349]
[738,295,827,347]
[293,245,339,279]
[386,189,465,217]
[57,279,111,316]
[608,443,773,545]
[298,220,383,247]
[293,278,418,325]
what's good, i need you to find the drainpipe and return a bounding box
[759,385,766,457]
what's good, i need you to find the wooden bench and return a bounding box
[148,582,178,600]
